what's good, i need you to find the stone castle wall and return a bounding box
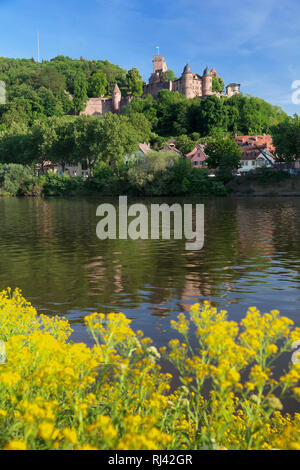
[81,97,113,116]
[81,96,132,117]
[82,55,240,117]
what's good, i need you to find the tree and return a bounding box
[47,117,77,172]
[37,65,66,95]
[271,114,300,163]
[98,113,142,169]
[27,119,57,168]
[123,94,158,127]
[38,87,63,117]
[162,70,178,82]
[126,68,143,96]
[205,135,242,181]
[72,116,103,172]
[73,74,88,114]
[88,71,108,97]
[0,101,29,130]
[175,134,195,155]
[212,76,225,94]
[126,112,152,143]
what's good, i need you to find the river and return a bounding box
[0,196,300,351]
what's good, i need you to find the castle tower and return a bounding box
[112,83,121,113]
[182,64,194,99]
[202,66,213,96]
[152,55,167,74]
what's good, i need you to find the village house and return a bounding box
[161,141,181,155]
[125,142,152,164]
[38,161,90,178]
[185,143,209,168]
[235,135,276,172]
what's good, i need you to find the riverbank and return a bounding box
[1,163,300,198]
[0,288,299,450]
[227,172,300,197]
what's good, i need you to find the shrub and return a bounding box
[244,168,292,185]
[0,164,30,196]
[42,172,84,197]
[0,289,299,450]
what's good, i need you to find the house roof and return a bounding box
[139,143,151,154]
[186,143,208,162]
[161,144,181,155]
[235,135,276,161]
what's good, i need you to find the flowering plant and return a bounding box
[0,289,299,450]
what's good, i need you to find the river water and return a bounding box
[0,196,300,351]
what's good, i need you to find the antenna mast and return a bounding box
[37,32,40,63]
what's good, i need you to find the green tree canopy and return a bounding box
[88,71,108,98]
[73,73,88,114]
[271,114,300,163]
[212,76,225,94]
[126,68,143,96]
[175,134,195,155]
[205,134,242,180]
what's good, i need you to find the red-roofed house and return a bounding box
[186,143,209,168]
[235,135,276,172]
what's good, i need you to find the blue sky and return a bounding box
[1,0,300,115]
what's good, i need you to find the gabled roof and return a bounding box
[235,135,275,153]
[186,143,208,162]
[139,143,151,155]
[161,144,181,155]
[235,135,276,162]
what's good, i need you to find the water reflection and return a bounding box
[0,197,300,346]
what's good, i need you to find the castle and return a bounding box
[82,55,240,116]
[143,55,241,99]
[81,84,132,116]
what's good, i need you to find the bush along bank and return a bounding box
[0,162,228,197]
[0,288,299,450]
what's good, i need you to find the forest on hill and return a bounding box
[0,55,287,140]
[0,55,143,126]
[0,55,297,199]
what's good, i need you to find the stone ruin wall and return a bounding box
[81,97,113,116]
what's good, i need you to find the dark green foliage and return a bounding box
[73,73,88,114]
[0,55,130,123]
[42,173,85,197]
[242,167,292,184]
[122,90,287,139]
[88,71,108,98]
[126,68,143,97]
[161,70,178,82]
[0,164,44,196]
[175,134,195,155]
[212,76,225,94]
[205,134,242,182]
[271,114,300,163]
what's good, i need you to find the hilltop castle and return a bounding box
[82,55,240,116]
[143,55,241,99]
[81,84,132,116]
